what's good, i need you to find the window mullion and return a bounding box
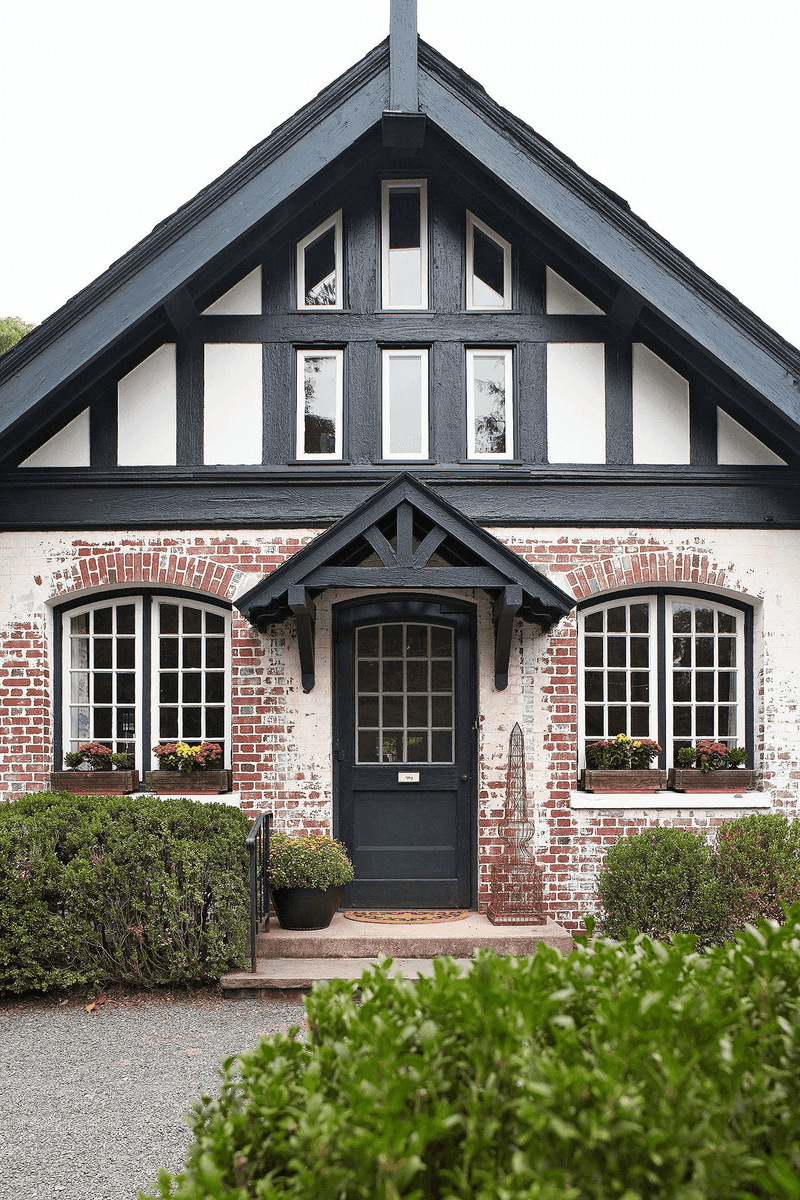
[141,594,151,779]
[657,594,667,768]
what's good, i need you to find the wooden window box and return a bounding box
[50,771,139,795]
[668,769,757,793]
[144,770,231,794]
[581,769,668,794]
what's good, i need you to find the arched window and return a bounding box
[55,592,231,773]
[578,590,752,768]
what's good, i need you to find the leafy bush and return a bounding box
[717,813,800,926]
[585,732,661,769]
[147,913,800,1200]
[598,826,728,946]
[676,740,749,771]
[0,792,250,993]
[268,832,354,889]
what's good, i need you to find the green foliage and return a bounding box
[718,813,800,926]
[147,913,800,1199]
[584,732,661,769]
[268,832,354,889]
[598,826,728,946]
[676,740,748,771]
[0,315,34,355]
[0,792,250,993]
[64,741,130,770]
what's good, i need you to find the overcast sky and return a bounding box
[2,0,798,348]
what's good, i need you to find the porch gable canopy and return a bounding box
[236,473,573,690]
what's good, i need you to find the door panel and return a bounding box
[335,597,475,909]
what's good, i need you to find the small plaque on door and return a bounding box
[398,771,419,783]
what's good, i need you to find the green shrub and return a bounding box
[268,832,354,889]
[597,826,728,946]
[717,813,800,926]
[0,792,250,993]
[147,913,800,1199]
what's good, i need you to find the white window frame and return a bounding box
[381,179,428,310]
[466,212,512,310]
[59,594,232,774]
[295,348,344,461]
[296,210,343,310]
[578,595,658,769]
[466,347,514,461]
[578,594,748,770]
[381,348,429,461]
[665,596,745,762]
[150,596,232,771]
[62,596,144,763]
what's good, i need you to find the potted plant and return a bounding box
[50,741,139,794]
[268,832,355,930]
[581,733,666,793]
[670,742,756,793]
[146,742,230,793]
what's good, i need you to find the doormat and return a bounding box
[343,909,471,924]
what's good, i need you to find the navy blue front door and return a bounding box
[334,596,475,908]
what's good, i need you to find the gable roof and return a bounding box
[2,37,799,446]
[235,472,574,691]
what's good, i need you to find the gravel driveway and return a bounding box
[0,989,306,1199]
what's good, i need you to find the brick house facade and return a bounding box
[1,17,798,929]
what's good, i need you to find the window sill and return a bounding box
[570,789,768,810]
[130,790,242,807]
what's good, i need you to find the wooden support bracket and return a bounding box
[493,585,523,691]
[288,585,316,693]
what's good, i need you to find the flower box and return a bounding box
[50,770,139,795]
[581,769,668,794]
[669,769,757,794]
[144,770,231,794]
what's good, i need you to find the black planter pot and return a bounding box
[271,885,345,931]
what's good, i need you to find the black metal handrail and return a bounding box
[246,811,273,973]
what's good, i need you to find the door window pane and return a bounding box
[355,623,454,763]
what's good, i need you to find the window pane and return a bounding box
[607,606,626,632]
[695,608,714,633]
[629,604,649,633]
[584,671,604,702]
[358,660,379,692]
[631,708,650,737]
[607,638,626,667]
[116,605,135,634]
[358,731,379,762]
[183,707,202,737]
[673,637,692,667]
[117,675,136,705]
[607,672,627,703]
[431,695,452,726]
[389,189,420,248]
[432,731,452,762]
[695,638,714,668]
[160,604,179,634]
[673,707,692,736]
[630,639,649,668]
[183,638,202,669]
[382,733,402,762]
[407,695,428,725]
[406,733,427,763]
[206,611,225,635]
[160,673,178,704]
[431,661,451,691]
[93,640,112,670]
[71,638,89,670]
[383,661,403,692]
[304,225,336,306]
[472,354,508,455]
[695,673,714,702]
[160,640,179,669]
[585,707,604,736]
[718,673,736,702]
[93,608,112,635]
[473,227,505,304]
[718,638,736,667]
[383,625,403,656]
[183,607,202,634]
[607,708,627,735]
[673,671,691,702]
[718,612,736,633]
[696,707,715,736]
[303,355,338,455]
[70,613,89,636]
[358,626,379,657]
[630,672,650,702]
[431,628,452,656]
[673,606,692,633]
[117,639,135,670]
[406,626,427,657]
[206,708,225,739]
[94,709,112,739]
[584,638,603,667]
[584,611,603,633]
[206,639,225,669]
[183,674,202,704]
[160,708,179,738]
[383,696,404,726]
[94,674,112,705]
[386,353,425,457]
[718,708,736,737]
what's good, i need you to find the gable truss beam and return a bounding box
[608,287,644,337]
[163,287,199,333]
[287,585,316,692]
[493,585,522,691]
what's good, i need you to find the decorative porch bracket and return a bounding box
[493,585,523,690]
[288,585,316,693]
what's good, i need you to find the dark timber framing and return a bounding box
[236,473,573,690]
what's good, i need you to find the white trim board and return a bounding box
[570,790,769,810]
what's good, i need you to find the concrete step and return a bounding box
[220,914,573,997]
[254,912,573,959]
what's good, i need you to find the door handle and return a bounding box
[461,774,470,782]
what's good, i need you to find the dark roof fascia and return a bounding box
[235,472,574,621]
[0,41,391,439]
[418,42,800,432]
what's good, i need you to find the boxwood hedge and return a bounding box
[147,912,800,1199]
[0,791,250,993]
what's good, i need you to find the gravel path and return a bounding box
[0,989,307,1199]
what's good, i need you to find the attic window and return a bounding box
[297,212,343,309]
[381,180,428,309]
[466,213,511,310]
[296,349,343,460]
